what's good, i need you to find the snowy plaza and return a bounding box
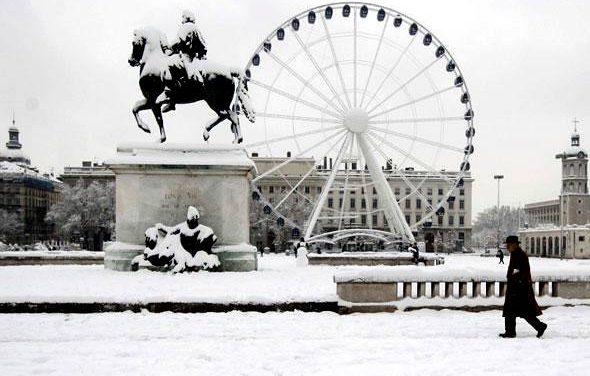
[2,1,590,375]
[1,254,590,375]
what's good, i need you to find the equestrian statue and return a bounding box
[128,10,255,144]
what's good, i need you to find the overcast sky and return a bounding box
[1,0,589,217]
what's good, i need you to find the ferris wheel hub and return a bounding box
[343,107,369,133]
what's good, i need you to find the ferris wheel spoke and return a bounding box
[257,112,342,124]
[368,116,465,125]
[252,129,347,183]
[274,129,347,210]
[337,134,356,231]
[250,79,342,119]
[245,124,342,148]
[265,51,345,115]
[359,15,389,108]
[367,58,440,115]
[368,125,464,153]
[320,15,353,109]
[274,165,317,211]
[304,133,353,239]
[366,131,455,184]
[369,85,456,119]
[363,36,416,110]
[353,7,358,107]
[291,32,348,114]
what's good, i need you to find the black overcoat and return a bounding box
[503,247,542,317]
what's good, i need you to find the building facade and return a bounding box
[0,120,62,243]
[59,161,115,187]
[520,125,590,258]
[250,154,473,252]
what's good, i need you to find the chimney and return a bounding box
[287,151,291,158]
[329,158,333,169]
[252,152,259,157]
[323,156,327,169]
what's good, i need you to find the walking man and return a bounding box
[497,248,504,264]
[499,235,548,338]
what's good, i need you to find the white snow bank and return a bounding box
[0,307,589,375]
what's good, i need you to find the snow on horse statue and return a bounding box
[143,206,220,273]
[128,26,255,143]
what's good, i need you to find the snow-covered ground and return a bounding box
[1,306,589,375]
[0,253,589,305]
[1,254,590,375]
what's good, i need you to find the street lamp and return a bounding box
[494,175,504,251]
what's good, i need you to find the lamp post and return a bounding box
[494,175,504,251]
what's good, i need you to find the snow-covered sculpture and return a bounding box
[143,206,220,272]
[127,10,255,144]
[296,240,309,267]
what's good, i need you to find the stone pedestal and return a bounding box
[104,143,257,272]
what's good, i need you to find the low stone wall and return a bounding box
[335,273,590,313]
[0,252,104,266]
[308,252,444,267]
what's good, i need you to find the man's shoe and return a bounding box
[499,333,516,338]
[537,323,548,338]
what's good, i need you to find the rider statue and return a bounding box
[164,10,208,113]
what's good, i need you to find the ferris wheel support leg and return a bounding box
[357,134,415,243]
[304,133,352,241]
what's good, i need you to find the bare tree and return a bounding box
[0,209,24,242]
[46,180,115,249]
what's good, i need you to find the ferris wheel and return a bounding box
[244,2,475,244]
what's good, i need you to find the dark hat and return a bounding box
[505,235,520,244]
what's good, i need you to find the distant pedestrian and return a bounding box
[499,235,548,338]
[408,242,419,264]
[497,249,504,264]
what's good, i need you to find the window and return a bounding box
[416,214,421,222]
[531,237,535,253]
[350,217,356,224]
[459,189,465,196]
[405,188,411,195]
[328,198,333,208]
[405,200,411,209]
[361,199,366,209]
[459,200,465,210]
[448,201,454,210]
[281,186,286,193]
[458,232,464,240]
[427,188,432,195]
[459,216,464,225]
[339,198,343,208]
[427,199,432,206]
[373,199,378,209]
[449,216,454,225]
[405,215,411,224]
[579,236,585,242]
[350,198,356,209]
[437,216,443,225]
[304,186,310,194]
[317,187,321,194]
[372,214,378,225]
[361,215,366,224]
[416,199,421,209]
[373,187,377,194]
[394,187,400,195]
[269,186,274,193]
[438,188,443,195]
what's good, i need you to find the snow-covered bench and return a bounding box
[334,267,590,313]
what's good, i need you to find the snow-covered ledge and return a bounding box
[104,143,257,272]
[334,266,590,313]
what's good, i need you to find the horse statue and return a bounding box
[128,27,255,143]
